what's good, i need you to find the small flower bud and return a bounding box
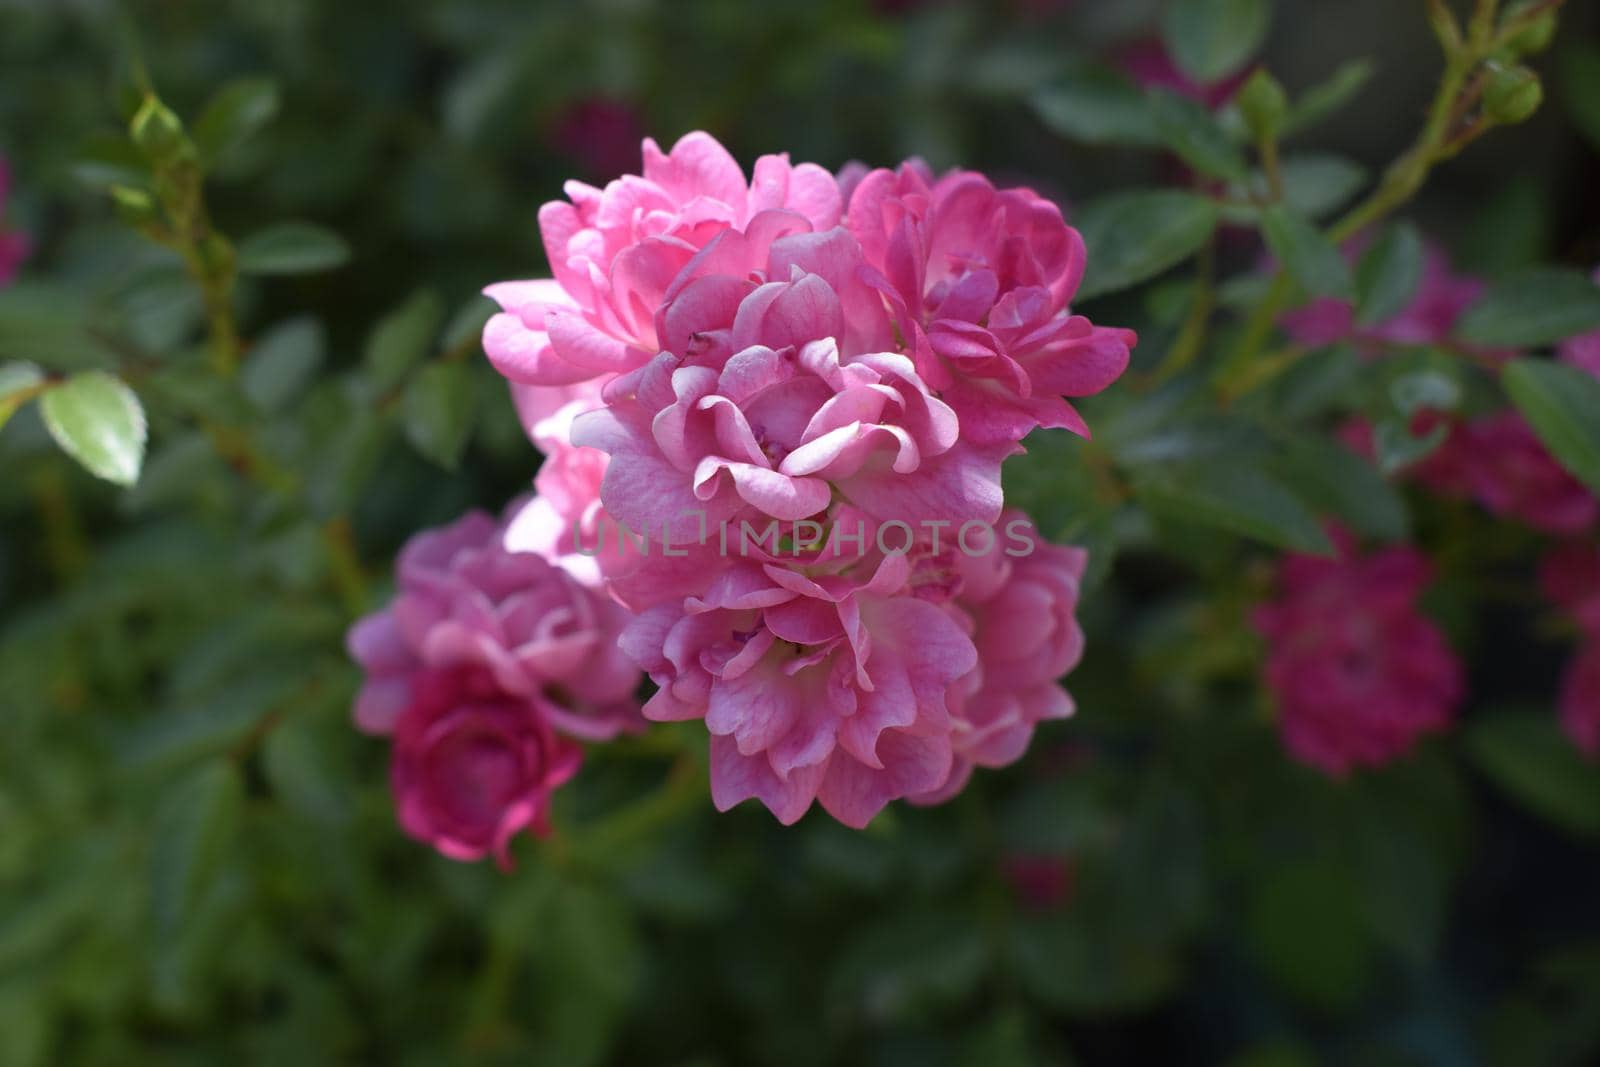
[129,95,192,167]
[1483,64,1543,126]
[1237,69,1290,141]
[1499,1,1558,57]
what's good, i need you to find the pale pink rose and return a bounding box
[620,548,977,828]
[574,334,1002,575]
[1118,37,1250,109]
[0,157,30,286]
[912,514,1086,803]
[1557,269,1600,377]
[1559,640,1600,758]
[568,220,1012,596]
[845,162,1133,444]
[510,378,606,453]
[482,132,842,388]
[390,665,582,867]
[1253,528,1463,776]
[346,507,643,743]
[1457,412,1597,535]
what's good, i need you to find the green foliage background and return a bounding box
[2,1,1600,1064]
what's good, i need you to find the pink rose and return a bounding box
[482,132,842,388]
[347,507,643,743]
[622,549,975,828]
[390,666,582,866]
[1457,412,1597,536]
[1253,528,1463,776]
[1281,241,1511,361]
[845,163,1133,444]
[913,514,1087,803]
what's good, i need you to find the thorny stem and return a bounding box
[1213,0,1568,400]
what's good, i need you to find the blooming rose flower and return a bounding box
[621,546,976,828]
[1456,412,1597,536]
[346,508,642,742]
[390,666,582,866]
[0,157,30,286]
[1281,241,1507,359]
[501,379,638,587]
[1560,640,1600,758]
[845,163,1133,444]
[1253,528,1463,776]
[1343,409,1596,535]
[913,514,1086,803]
[482,132,842,388]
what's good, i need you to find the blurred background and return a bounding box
[2,1,1599,1064]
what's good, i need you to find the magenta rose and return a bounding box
[390,667,582,866]
[1253,528,1463,776]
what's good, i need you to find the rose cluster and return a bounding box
[1261,249,1600,771]
[349,132,1132,860]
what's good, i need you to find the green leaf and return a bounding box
[401,362,478,469]
[1501,358,1600,494]
[1149,90,1249,180]
[38,371,147,486]
[1261,204,1354,300]
[241,317,326,413]
[1467,712,1600,837]
[1246,859,1375,1011]
[1354,222,1424,326]
[1075,191,1219,301]
[149,760,244,935]
[235,222,350,275]
[1456,176,1550,275]
[364,289,444,392]
[1134,463,1333,554]
[0,361,46,431]
[1161,0,1271,83]
[1270,436,1409,541]
[70,132,152,191]
[1283,59,1376,136]
[1390,367,1462,417]
[262,712,352,826]
[1030,68,1161,146]
[192,77,281,167]
[826,910,990,1023]
[1457,268,1600,346]
[1373,416,1449,475]
[1560,42,1600,151]
[1277,153,1367,220]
